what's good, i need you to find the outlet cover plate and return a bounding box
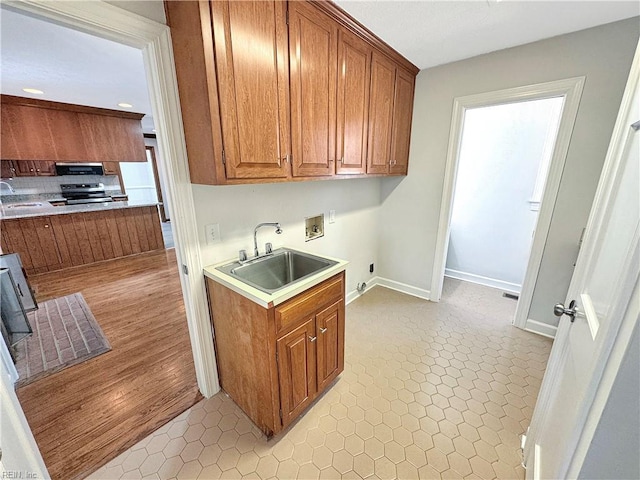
[205,223,221,245]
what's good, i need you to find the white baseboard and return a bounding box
[375,276,431,301]
[346,276,430,304]
[524,319,558,339]
[445,268,521,295]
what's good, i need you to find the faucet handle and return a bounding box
[265,242,273,254]
[239,249,247,262]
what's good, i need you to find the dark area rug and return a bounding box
[14,292,111,387]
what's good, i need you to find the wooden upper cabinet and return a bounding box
[289,1,337,178]
[211,0,291,180]
[78,113,146,162]
[165,0,418,184]
[390,68,415,175]
[336,28,371,175]
[0,95,146,163]
[367,52,396,174]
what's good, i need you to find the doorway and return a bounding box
[431,77,585,337]
[0,3,216,477]
[445,97,563,297]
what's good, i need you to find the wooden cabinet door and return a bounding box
[316,300,345,392]
[78,113,146,162]
[389,68,415,175]
[367,52,396,174]
[33,161,56,176]
[289,2,337,177]
[277,317,317,428]
[0,217,63,274]
[14,161,36,177]
[0,103,57,161]
[336,28,371,175]
[211,0,290,180]
[1,160,17,178]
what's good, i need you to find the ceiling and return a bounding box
[334,1,639,69]
[1,2,638,131]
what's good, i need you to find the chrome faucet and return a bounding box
[0,181,15,193]
[253,222,282,257]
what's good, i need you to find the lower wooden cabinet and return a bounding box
[0,206,163,274]
[207,271,345,437]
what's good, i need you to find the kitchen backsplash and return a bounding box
[0,175,122,201]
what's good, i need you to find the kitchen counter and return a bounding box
[203,248,348,308]
[0,199,159,220]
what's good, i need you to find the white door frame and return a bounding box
[524,39,640,479]
[430,77,585,335]
[4,1,220,397]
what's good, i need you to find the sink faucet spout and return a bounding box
[253,222,282,257]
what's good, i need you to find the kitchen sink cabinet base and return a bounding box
[0,206,163,275]
[206,271,345,437]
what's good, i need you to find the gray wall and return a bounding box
[579,322,640,480]
[379,18,639,328]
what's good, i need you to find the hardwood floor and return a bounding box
[17,249,202,480]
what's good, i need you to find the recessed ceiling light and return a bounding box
[118,102,133,108]
[22,87,44,94]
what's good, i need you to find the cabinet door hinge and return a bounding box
[279,408,283,421]
[221,149,226,165]
[182,264,189,275]
[286,9,289,25]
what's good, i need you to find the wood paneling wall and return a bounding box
[1,206,163,274]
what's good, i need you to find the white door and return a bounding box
[524,42,640,479]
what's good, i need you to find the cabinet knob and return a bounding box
[30,168,35,172]
[319,327,327,334]
[44,224,49,228]
[36,169,41,172]
[309,335,317,342]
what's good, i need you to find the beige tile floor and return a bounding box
[88,279,552,480]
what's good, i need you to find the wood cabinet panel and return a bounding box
[289,1,337,177]
[367,52,396,174]
[0,207,163,275]
[316,300,344,392]
[212,0,290,180]
[275,273,343,335]
[336,28,371,175]
[207,271,345,437]
[1,95,146,163]
[1,160,17,178]
[277,318,317,428]
[390,68,415,175]
[1,103,57,161]
[167,0,417,185]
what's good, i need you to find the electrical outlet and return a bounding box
[329,209,336,224]
[370,263,374,273]
[205,223,221,245]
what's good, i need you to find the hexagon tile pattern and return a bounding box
[88,279,552,480]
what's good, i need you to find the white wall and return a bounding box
[192,179,381,297]
[578,322,640,480]
[104,1,166,25]
[445,98,563,293]
[379,18,639,327]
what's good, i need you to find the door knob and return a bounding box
[553,300,577,322]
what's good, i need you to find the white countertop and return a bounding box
[0,199,159,220]
[203,248,348,308]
